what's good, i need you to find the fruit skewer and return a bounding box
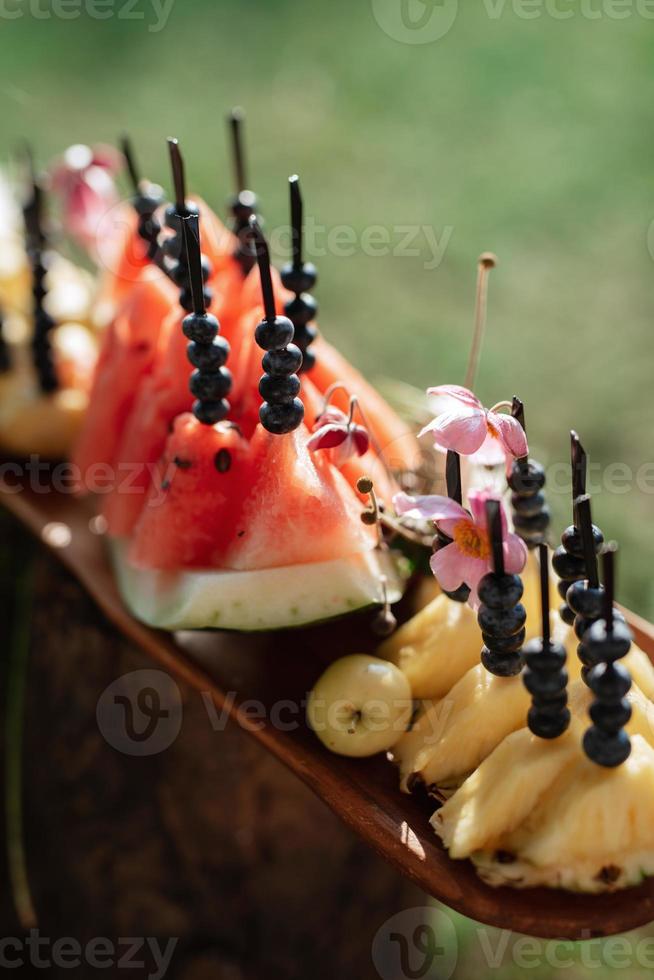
[477,498,527,676]
[23,171,58,393]
[522,542,571,738]
[120,134,165,264]
[581,546,633,767]
[281,175,318,373]
[180,213,232,426]
[226,108,258,274]
[552,432,604,625]
[249,215,304,434]
[508,397,550,548]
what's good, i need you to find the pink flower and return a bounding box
[50,143,122,257]
[420,385,528,466]
[307,406,370,467]
[394,488,527,607]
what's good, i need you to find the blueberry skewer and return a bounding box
[582,546,633,767]
[23,169,57,393]
[180,213,231,426]
[226,108,258,275]
[566,493,609,685]
[478,499,526,677]
[165,139,212,314]
[120,134,165,262]
[433,450,470,603]
[552,432,603,625]
[280,176,318,373]
[0,307,10,374]
[508,397,550,548]
[523,543,571,738]
[249,216,304,435]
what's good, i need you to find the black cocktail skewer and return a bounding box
[120,134,165,262]
[552,432,604,625]
[22,165,57,393]
[581,546,632,767]
[477,499,526,677]
[433,450,470,603]
[249,216,304,435]
[508,397,550,547]
[281,176,318,373]
[180,213,231,426]
[226,108,258,274]
[164,138,212,314]
[523,543,571,738]
[0,306,9,374]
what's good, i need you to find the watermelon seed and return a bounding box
[214,449,232,473]
[237,530,245,537]
[161,479,171,491]
[173,456,192,469]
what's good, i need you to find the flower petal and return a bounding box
[393,492,468,523]
[488,412,529,460]
[429,409,487,455]
[425,385,483,410]
[469,431,507,467]
[430,544,468,592]
[352,426,370,457]
[306,424,347,451]
[504,531,528,575]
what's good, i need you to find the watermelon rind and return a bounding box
[110,540,408,632]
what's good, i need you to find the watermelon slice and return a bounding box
[72,269,177,486]
[119,416,405,630]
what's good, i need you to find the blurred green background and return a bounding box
[1,0,654,973]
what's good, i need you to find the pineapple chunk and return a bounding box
[474,735,654,892]
[378,593,481,699]
[433,680,654,892]
[392,617,578,793]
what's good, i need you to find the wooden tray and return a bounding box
[3,478,654,940]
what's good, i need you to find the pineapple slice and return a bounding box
[433,681,654,892]
[379,550,553,700]
[392,617,579,793]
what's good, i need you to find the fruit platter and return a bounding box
[3,116,654,940]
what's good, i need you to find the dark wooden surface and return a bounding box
[3,481,654,943]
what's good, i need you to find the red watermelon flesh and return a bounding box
[129,414,252,570]
[73,270,177,487]
[220,424,375,572]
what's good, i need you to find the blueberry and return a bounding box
[528,706,571,740]
[590,698,632,732]
[587,662,632,700]
[298,348,316,374]
[259,373,301,405]
[262,345,303,376]
[583,727,631,768]
[523,667,568,698]
[508,460,545,496]
[574,615,599,642]
[481,627,526,654]
[280,262,318,295]
[255,315,295,351]
[284,292,319,327]
[522,639,566,671]
[180,285,212,314]
[511,491,546,517]
[566,581,605,618]
[584,619,632,662]
[561,524,604,559]
[481,647,523,677]
[477,573,524,610]
[193,398,230,426]
[187,337,229,370]
[443,584,471,603]
[513,509,551,538]
[183,312,219,344]
[552,546,586,580]
[259,398,304,434]
[559,603,576,626]
[190,368,232,401]
[478,603,527,638]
